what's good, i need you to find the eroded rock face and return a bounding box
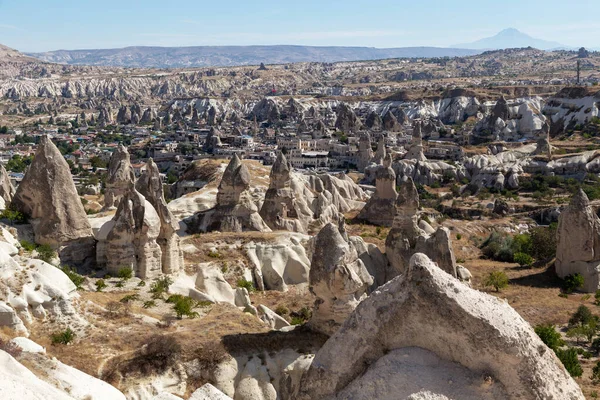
[357,133,374,172]
[104,145,135,209]
[297,253,584,400]
[308,222,373,336]
[12,135,94,264]
[136,159,184,274]
[0,163,15,208]
[385,178,457,280]
[335,103,362,133]
[186,155,270,233]
[259,153,314,233]
[101,188,162,279]
[405,121,427,161]
[357,154,397,227]
[556,189,600,292]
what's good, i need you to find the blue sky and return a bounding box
[0,0,597,52]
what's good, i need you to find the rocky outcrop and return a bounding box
[259,153,314,233]
[556,189,600,292]
[404,120,426,161]
[0,163,15,209]
[308,222,373,336]
[334,103,362,133]
[357,133,374,172]
[104,145,135,209]
[203,127,222,154]
[357,154,397,227]
[382,110,401,131]
[11,136,94,264]
[136,159,184,274]
[186,155,270,233]
[385,178,457,280]
[297,253,584,400]
[99,188,163,278]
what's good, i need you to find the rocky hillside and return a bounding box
[27,45,481,68]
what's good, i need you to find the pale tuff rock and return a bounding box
[556,189,600,292]
[104,144,135,209]
[357,133,374,172]
[101,188,163,279]
[136,159,184,274]
[297,253,584,400]
[0,245,82,335]
[0,163,15,207]
[246,233,311,291]
[203,127,222,154]
[308,223,374,336]
[186,155,271,233]
[405,120,427,161]
[334,102,362,133]
[259,304,291,330]
[382,109,401,131]
[385,178,457,280]
[190,384,233,400]
[11,135,94,264]
[259,153,314,233]
[365,111,382,130]
[372,137,386,165]
[357,154,397,227]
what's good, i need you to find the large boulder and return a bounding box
[11,135,94,265]
[100,188,163,279]
[357,154,397,227]
[185,155,271,233]
[104,145,135,210]
[308,222,373,336]
[297,253,584,400]
[556,189,600,292]
[385,178,457,280]
[136,159,184,274]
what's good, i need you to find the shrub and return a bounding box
[51,327,75,345]
[569,305,595,327]
[138,280,146,287]
[120,294,140,303]
[237,279,256,293]
[529,226,557,260]
[275,305,289,316]
[567,325,593,344]
[456,234,462,240]
[290,306,312,325]
[0,208,27,224]
[484,271,509,292]
[96,279,107,292]
[36,244,56,263]
[593,362,600,382]
[172,296,199,319]
[130,335,182,375]
[555,348,583,377]
[19,240,36,252]
[563,274,584,294]
[117,267,134,280]
[534,324,565,351]
[59,266,85,289]
[150,276,173,298]
[513,252,534,267]
[143,300,157,309]
[207,251,222,259]
[480,232,514,262]
[106,301,131,317]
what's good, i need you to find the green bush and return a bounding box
[120,294,140,303]
[237,279,256,293]
[563,274,584,294]
[150,276,173,298]
[172,296,199,319]
[534,324,565,351]
[529,226,557,260]
[480,232,514,262]
[60,266,85,289]
[456,234,462,240]
[275,305,289,316]
[555,348,583,377]
[19,240,36,252]
[484,270,509,292]
[569,305,595,327]
[593,362,600,382]
[143,300,157,309]
[514,252,534,267]
[96,279,107,292]
[51,327,75,345]
[0,208,27,224]
[36,244,56,263]
[117,267,134,280]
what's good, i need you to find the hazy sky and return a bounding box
[0,0,597,52]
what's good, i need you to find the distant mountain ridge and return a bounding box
[26,45,481,68]
[453,28,568,50]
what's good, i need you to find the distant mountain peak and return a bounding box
[452,28,568,51]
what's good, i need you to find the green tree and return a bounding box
[514,252,534,267]
[172,296,199,319]
[563,274,584,294]
[484,270,509,292]
[534,324,564,351]
[569,305,595,327]
[555,348,583,377]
